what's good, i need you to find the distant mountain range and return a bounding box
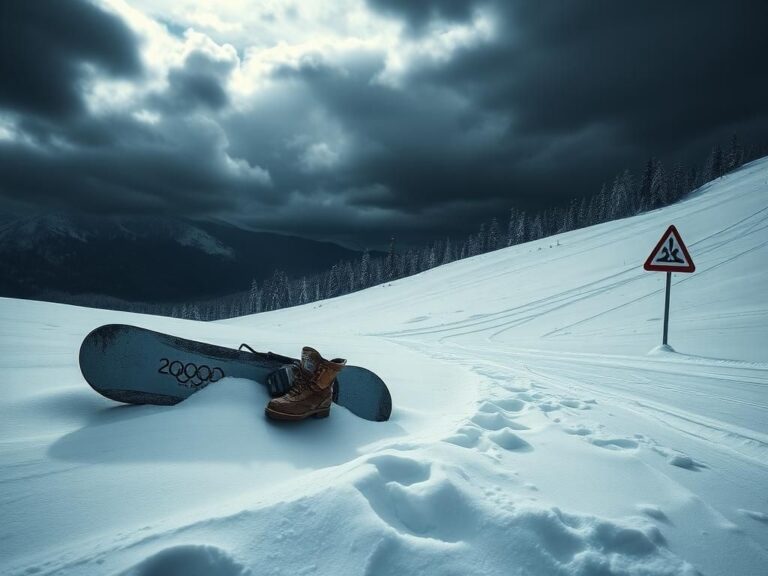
[0,214,364,304]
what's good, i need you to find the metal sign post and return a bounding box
[662,271,671,345]
[643,225,695,346]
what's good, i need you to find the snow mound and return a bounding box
[352,454,695,575]
[122,545,250,576]
[488,428,532,451]
[648,344,676,355]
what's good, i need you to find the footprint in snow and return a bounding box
[477,399,528,415]
[471,411,529,432]
[590,437,640,450]
[477,400,503,413]
[559,398,592,410]
[537,400,561,413]
[488,428,532,452]
[355,455,475,542]
[443,425,483,448]
[499,382,531,393]
[667,454,705,470]
[490,397,527,412]
[120,544,250,576]
[365,454,431,486]
[652,447,706,470]
[637,504,672,524]
[563,425,594,437]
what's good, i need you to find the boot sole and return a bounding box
[265,406,331,421]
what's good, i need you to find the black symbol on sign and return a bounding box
[158,358,225,388]
[656,238,684,263]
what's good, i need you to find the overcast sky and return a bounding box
[1,0,767,248]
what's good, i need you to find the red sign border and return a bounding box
[643,225,695,273]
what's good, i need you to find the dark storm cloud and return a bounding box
[247,54,508,211]
[0,111,271,216]
[308,0,768,227]
[1,0,767,248]
[219,53,512,246]
[152,50,235,112]
[0,2,269,220]
[367,0,478,31]
[428,1,768,150]
[219,0,768,245]
[0,0,141,119]
[0,63,268,218]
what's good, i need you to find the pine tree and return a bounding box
[359,250,370,289]
[545,208,557,236]
[650,159,667,208]
[688,165,700,192]
[248,279,259,313]
[467,233,479,256]
[283,271,293,307]
[638,158,654,212]
[708,144,724,181]
[326,265,340,297]
[385,237,396,281]
[407,249,419,275]
[514,211,527,244]
[669,162,685,203]
[477,223,487,254]
[396,251,408,277]
[596,182,609,222]
[371,258,384,285]
[529,214,543,240]
[459,240,468,260]
[620,169,637,215]
[725,134,743,173]
[345,261,355,293]
[506,208,516,246]
[563,199,577,232]
[577,197,588,229]
[264,269,290,310]
[442,237,453,264]
[488,217,500,251]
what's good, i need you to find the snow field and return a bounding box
[2,158,768,574]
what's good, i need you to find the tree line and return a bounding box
[125,135,764,321]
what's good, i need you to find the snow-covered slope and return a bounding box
[1,159,767,575]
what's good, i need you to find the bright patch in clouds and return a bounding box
[101,0,496,99]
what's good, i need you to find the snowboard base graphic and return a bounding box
[79,324,392,422]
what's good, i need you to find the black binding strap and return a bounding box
[239,343,298,366]
[267,351,299,364]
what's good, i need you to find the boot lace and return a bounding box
[287,364,328,396]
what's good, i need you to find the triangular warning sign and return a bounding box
[644,225,695,273]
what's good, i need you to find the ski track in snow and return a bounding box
[2,159,768,575]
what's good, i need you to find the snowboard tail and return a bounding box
[79,324,392,422]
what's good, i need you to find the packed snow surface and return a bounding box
[2,159,768,575]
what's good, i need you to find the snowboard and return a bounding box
[79,324,392,422]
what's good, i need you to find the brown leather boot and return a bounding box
[265,347,346,421]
